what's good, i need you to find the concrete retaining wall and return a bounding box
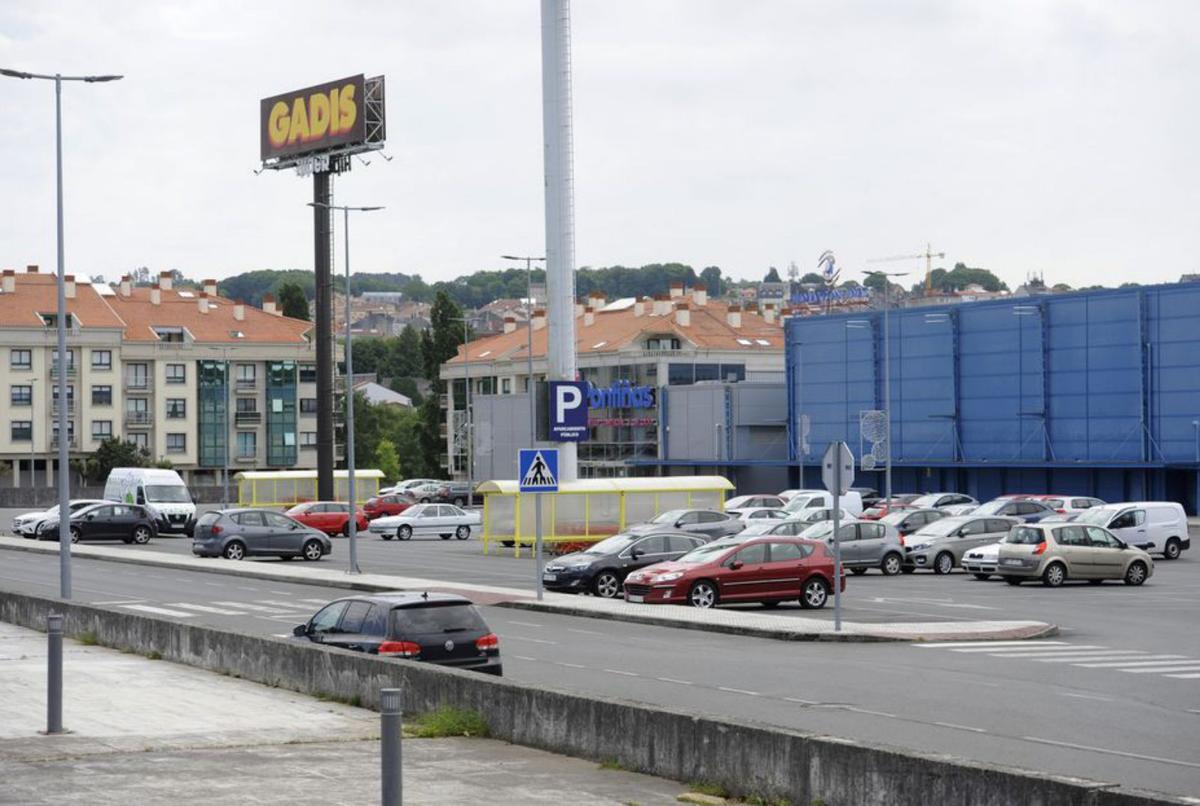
[0,485,230,508]
[0,590,1180,806]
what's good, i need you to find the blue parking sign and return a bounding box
[519,449,558,492]
[548,381,589,442]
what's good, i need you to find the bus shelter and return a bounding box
[475,476,735,555]
[233,469,385,508]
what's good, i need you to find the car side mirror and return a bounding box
[86,513,95,520]
[674,520,686,529]
[630,549,642,560]
[292,624,308,637]
[730,560,744,570]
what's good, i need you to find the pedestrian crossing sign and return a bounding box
[519,449,559,492]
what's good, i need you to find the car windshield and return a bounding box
[801,521,835,538]
[584,534,639,555]
[971,501,1008,516]
[879,511,910,526]
[649,509,687,524]
[196,512,220,527]
[1074,508,1111,526]
[783,495,816,513]
[1006,526,1045,545]
[44,505,60,517]
[911,495,944,508]
[393,603,488,635]
[145,485,190,503]
[675,543,735,565]
[914,519,962,538]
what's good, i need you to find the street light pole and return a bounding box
[501,255,545,444]
[3,67,123,599]
[309,202,383,576]
[863,270,907,510]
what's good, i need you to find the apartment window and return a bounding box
[237,431,257,458]
[153,327,185,343]
[301,431,318,447]
[11,385,32,407]
[51,385,75,407]
[91,350,112,370]
[129,432,149,450]
[166,433,186,453]
[300,397,317,414]
[11,421,32,441]
[52,349,74,368]
[299,363,317,383]
[166,398,187,419]
[92,385,113,406]
[501,378,512,394]
[91,420,113,440]
[127,398,148,415]
[126,363,149,389]
[646,337,681,351]
[52,422,75,444]
[166,363,186,384]
[237,364,257,384]
[10,349,32,370]
[236,397,257,414]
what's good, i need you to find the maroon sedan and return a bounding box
[364,494,413,520]
[622,537,843,610]
[285,502,369,536]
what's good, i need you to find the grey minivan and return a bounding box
[192,508,333,561]
[800,518,906,575]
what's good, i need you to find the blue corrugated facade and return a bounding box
[786,283,1200,512]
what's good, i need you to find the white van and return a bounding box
[104,468,196,536]
[1075,502,1190,559]
[783,490,864,517]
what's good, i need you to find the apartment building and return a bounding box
[0,266,319,488]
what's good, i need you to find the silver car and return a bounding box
[626,509,744,541]
[904,515,1018,574]
[800,518,906,575]
[192,509,332,561]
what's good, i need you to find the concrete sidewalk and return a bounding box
[0,536,1056,642]
[0,621,687,805]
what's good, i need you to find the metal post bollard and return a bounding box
[381,687,402,805]
[46,613,64,734]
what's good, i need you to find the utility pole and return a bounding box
[501,255,545,444]
[863,270,908,509]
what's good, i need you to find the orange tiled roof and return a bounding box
[0,272,126,329]
[106,286,312,343]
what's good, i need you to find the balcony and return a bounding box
[125,378,150,392]
[49,364,77,377]
[235,378,258,393]
[51,400,77,415]
[125,411,153,428]
[235,452,257,463]
[235,411,262,425]
[50,436,78,449]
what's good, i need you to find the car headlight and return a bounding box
[567,561,592,569]
[909,543,928,551]
[654,571,683,582]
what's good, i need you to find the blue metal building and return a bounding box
[786,282,1200,513]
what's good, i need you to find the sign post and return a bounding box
[822,441,854,632]
[519,448,559,601]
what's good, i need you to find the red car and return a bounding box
[363,494,414,520]
[285,502,369,536]
[861,502,915,520]
[622,537,844,610]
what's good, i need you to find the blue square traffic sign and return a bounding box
[548,381,590,442]
[519,448,559,492]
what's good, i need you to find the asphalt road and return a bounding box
[1,547,1198,798]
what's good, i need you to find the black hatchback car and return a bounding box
[542,530,708,598]
[292,592,501,676]
[41,503,158,544]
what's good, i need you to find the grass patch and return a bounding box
[409,706,489,738]
[690,781,729,799]
[744,796,794,806]
[144,650,162,661]
[316,692,363,708]
[598,758,625,771]
[76,631,100,646]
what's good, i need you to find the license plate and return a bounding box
[627,594,644,603]
[542,573,557,582]
[1002,558,1023,566]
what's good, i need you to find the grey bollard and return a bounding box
[46,613,63,734]
[381,687,402,805]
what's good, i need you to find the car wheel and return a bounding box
[593,571,621,599]
[501,540,514,548]
[69,527,81,544]
[1003,576,1022,586]
[301,539,323,561]
[122,537,133,544]
[1163,538,1181,560]
[399,525,413,540]
[972,573,991,581]
[901,566,916,575]
[132,525,152,545]
[280,555,293,561]
[382,532,394,541]
[440,533,451,540]
[341,523,351,538]
[688,580,718,609]
[455,525,470,540]
[453,496,466,507]
[1087,579,1103,585]
[760,600,781,609]
[881,553,903,576]
[850,567,867,576]
[223,541,246,561]
[933,552,954,575]
[800,577,830,609]
[420,497,431,504]
[1041,562,1066,588]
[1124,561,1148,586]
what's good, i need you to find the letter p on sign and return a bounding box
[548,381,589,442]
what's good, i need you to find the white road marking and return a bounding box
[507,635,556,645]
[656,677,693,686]
[236,586,260,592]
[842,706,895,718]
[1165,673,1200,679]
[167,603,246,615]
[211,601,294,613]
[506,620,544,628]
[93,599,145,605]
[566,627,606,636]
[1121,665,1200,674]
[119,604,195,618]
[254,599,309,608]
[918,640,1069,649]
[933,721,986,733]
[950,644,1104,654]
[555,662,586,669]
[511,655,537,661]
[1059,692,1114,702]
[604,669,639,677]
[1074,656,1187,668]
[1020,736,1200,770]
[203,582,223,587]
[717,686,759,696]
[1025,652,1148,662]
[784,696,816,704]
[299,598,332,604]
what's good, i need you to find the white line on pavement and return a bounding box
[1074,656,1188,668]
[1023,652,1149,662]
[167,603,246,615]
[511,655,537,661]
[950,644,1104,654]
[1020,736,1200,770]
[505,620,544,628]
[1165,673,1200,679]
[783,696,817,704]
[253,600,306,608]
[717,686,759,696]
[1059,692,1114,702]
[555,662,585,669]
[507,635,556,645]
[236,586,260,591]
[566,627,607,636]
[93,599,145,605]
[603,669,639,677]
[842,706,895,718]
[299,598,332,604]
[1121,665,1200,675]
[917,640,1069,649]
[118,604,195,618]
[210,601,295,613]
[656,677,693,686]
[933,721,986,733]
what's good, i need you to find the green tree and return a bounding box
[375,438,401,483]
[389,376,423,406]
[699,265,724,297]
[277,281,310,320]
[72,438,152,484]
[423,291,467,381]
[763,266,782,283]
[800,272,824,284]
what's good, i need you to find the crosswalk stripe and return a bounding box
[298,598,331,604]
[918,640,1069,649]
[167,603,246,615]
[1120,665,1200,674]
[1030,653,1150,663]
[995,649,1138,660]
[1165,673,1200,679]
[1074,656,1188,668]
[211,601,294,613]
[949,644,1103,654]
[119,604,195,618]
[254,599,307,608]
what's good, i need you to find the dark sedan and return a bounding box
[626,509,744,541]
[292,592,501,676]
[542,530,708,598]
[40,503,158,544]
[431,482,474,506]
[191,509,332,561]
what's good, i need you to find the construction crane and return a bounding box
[868,243,945,295]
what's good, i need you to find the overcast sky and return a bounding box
[2,1,1197,291]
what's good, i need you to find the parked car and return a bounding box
[626,509,744,541]
[798,518,906,576]
[623,537,843,609]
[725,494,787,510]
[369,503,482,541]
[40,503,158,545]
[14,499,108,538]
[962,541,1004,579]
[878,507,946,537]
[285,502,369,536]
[910,492,978,513]
[191,509,332,561]
[968,498,1057,523]
[727,507,791,522]
[104,467,196,536]
[1025,494,1106,515]
[1074,502,1189,559]
[903,515,1018,574]
[861,502,915,520]
[734,519,814,538]
[850,487,881,507]
[782,490,864,517]
[542,530,707,598]
[998,523,1154,587]
[792,507,853,525]
[364,493,415,520]
[291,592,501,675]
[431,481,475,507]
[409,482,448,503]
